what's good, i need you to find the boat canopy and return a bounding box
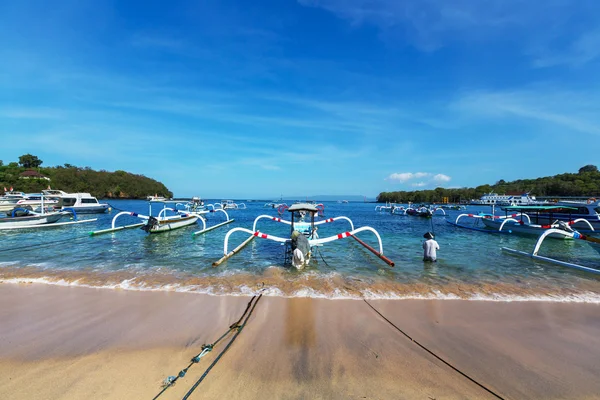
[502,205,578,211]
[287,203,319,213]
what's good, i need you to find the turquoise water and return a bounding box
[1,200,599,301]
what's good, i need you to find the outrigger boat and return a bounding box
[90,200,233,236]
[502,228,600,274]
[502,199,600,230]
[0,198,96,231]
[375,202,397,212]
[448,206,595,237]
[404,206,446,218]
[220,200,247,210]
[214,203,394,269]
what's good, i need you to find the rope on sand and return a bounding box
[151,289,264,400]
[182,292,263,399]
[362,299,506,400]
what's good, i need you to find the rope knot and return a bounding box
[162,376,176,388]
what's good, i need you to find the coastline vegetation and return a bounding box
[377,165,600,203]
[0,154,172,199]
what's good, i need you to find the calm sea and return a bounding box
[1,200,599,302]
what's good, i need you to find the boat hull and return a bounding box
[0,212,65,228]
[481,219,572,238]
[148,215,199,233]
[62,205,109,214]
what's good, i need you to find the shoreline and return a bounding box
[1,282,600,399]
[2,268,600,303]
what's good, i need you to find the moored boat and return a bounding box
[450,205,595,238]
[217,203,393,269]
[470,192,547,206]
[501,199,600,231]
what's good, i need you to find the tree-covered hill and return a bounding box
[377,165,600,204]
[0,154,172,199]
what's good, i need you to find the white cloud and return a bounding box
[433,173,451,182]
[386,171,451,187]
[386,172,429,183]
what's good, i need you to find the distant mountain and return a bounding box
[280,195,374,202]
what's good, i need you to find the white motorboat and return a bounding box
[40,190,108,213]
[60,193,109,213]
[15,194,59,209]
[0,191,26,212]
[147,195,168,202]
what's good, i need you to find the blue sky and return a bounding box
[1,0,599,198]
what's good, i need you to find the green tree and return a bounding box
[18,154,43,168]
[579,165,598,173]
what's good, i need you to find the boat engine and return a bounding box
[141,216,159,233]
[291,230,311,270]
[556,220,574,233]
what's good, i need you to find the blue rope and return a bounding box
[181,293,263,400]
[151,290,263,400]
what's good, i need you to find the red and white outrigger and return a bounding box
[502,228,600,274]
[213,203,394,269]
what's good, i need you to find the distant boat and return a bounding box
[147,195,167,202]
[470,192,546,206]
[342,200,349,203]
[0,191,27,212]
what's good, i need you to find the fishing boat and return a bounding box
[90,200,233,236]
[404,206,445,218]
[502,228,600,274]
[502,198,600,230]
[375,202,397,212]
[221,200,247,210]
[0,202,96,231]
[439,204,466,211]
[215,203,394,269]
[448,206,594,237]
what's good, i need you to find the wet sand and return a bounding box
[1,284,600,399]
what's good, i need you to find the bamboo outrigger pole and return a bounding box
[351,235,395,267]
[212,235,255,267]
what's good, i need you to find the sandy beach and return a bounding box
[1,283,599,399]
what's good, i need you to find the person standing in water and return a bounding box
[422,232,439,262]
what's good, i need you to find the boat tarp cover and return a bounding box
[288,203,319,212]
[503,206,578,211]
